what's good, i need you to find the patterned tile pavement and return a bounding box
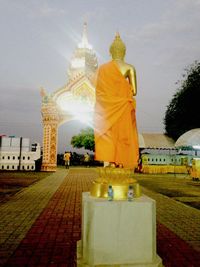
[0,169,68,266]
[142,187,200,254]
[0,168,200,266]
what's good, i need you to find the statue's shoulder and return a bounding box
[125,63,136,72]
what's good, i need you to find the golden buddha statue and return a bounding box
[109,32,137,96]
[94,32,139,169]
[91,33,141,200]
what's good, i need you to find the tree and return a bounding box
[71,127,94,151]
[164,61,200,140]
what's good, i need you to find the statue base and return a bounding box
[90,180,141,200]
[90,167,141,200]
[77,192,162,267]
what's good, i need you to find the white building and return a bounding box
[0,136,41,171]
[139,132,199,172]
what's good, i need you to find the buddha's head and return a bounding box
[109,32,126,60]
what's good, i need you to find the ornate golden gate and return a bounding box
[41,23,97,171]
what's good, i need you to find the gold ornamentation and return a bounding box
[109,32,126,60]
[90,167,141,200]
[41,24,97,172]
[95,167,135,184]
[41,100,59,171]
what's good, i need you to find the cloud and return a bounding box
[0,87,41,117]
[125,0,200,71]
[126,0,200,44]
[3,0,67,19]
[37,4,66,17]
[176,0,200,9]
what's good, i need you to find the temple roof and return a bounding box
[67,23,98,82]
[139,133,175,148]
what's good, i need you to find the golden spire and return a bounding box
[109,32,126,60]
[68,22,98,81]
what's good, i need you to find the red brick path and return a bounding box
[157,223,200,267]
[4,169,200,267]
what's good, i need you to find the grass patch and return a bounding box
[0,171,51,203]
[183,202,200,210]
[137,174,200,199]
[139,179,195,198]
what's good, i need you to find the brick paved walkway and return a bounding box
[0,168,200,266]
[142,187,200,253]
[0,169,68,266]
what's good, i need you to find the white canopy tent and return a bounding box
[175,128,200,149]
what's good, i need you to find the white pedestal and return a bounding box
[77,192,162,267]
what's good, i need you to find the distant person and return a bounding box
[64,151,71,169]
[84,152,90,167]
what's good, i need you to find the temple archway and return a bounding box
[41,23,97,171]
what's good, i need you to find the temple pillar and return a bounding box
[41,99,60,172]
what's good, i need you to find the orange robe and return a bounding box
[94,60,139,168]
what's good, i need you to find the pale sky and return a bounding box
[0,0,200,153]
